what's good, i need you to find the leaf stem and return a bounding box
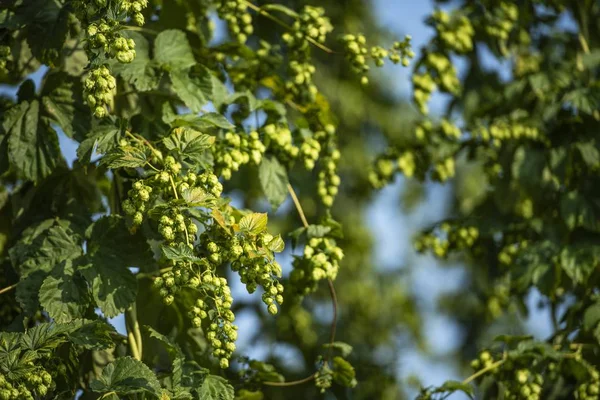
[263,373,316,387]
[169,176,180,200]
[0,283,17,295]
[287,183,309,228]
[136,267,174,279]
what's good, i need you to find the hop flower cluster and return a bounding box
[228,232,285,315]
[83,66,116,118]
[432,10,474,54]
[314,125,341,207]
[369,151,417,188]
[228,41,282,90]
[576,369,600,400]
[474,120,543,146]
[217,0,253,44]
[0,46,12,77]
[282,6,333,102]
[470,352,544,400]
[0,368,53,400]
[340,34,414,85]
[514,52,542,77]
[414,52,461,115]
[485,2,519,41]
[119,0,148,26]
[290,237,344,299]
[498,240,529,266]
[263,124,299,163]
[213,131,265,180]
[432,157,455,182]
[300,137,321,170]
[188,276,237,369]
[73,0,148,118]
[195,222,285,314]
[86,19,136,63]
[414,223,479,258]
[283,6,332,51]
[122,180,154,228]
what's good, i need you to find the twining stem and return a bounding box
[0,283,17,295]
[263,373,317,387]
[287,183,309,228]
[125,303,143,360]
[241,0,334,54]
[262,184,339,387]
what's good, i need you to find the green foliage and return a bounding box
[4,0,599,399]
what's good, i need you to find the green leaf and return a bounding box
[41,71,91,139]
[437,380,473,396]
[307,225,332,239]
[145,326,185,388]
[154,29,196,70]
[198,375,234,400]
[161,243,202,263]
[575,142,600,168]
[91,356,161,396]
[235,390,264,400]
[560,191,600,232]
[238,213,268,236]
[77,124,122,163]
[258,157,289,210]
[21,322,69,352]
[564,88,599,115]
[82,216,153,317]
[4,100,62,182]
[39,259,90,323]
[67,319,116,349]
[261,4,299,18]
[100,145,148,169]
[170,68,210,113]
[111,31,159,91]
[16,270,49,316]
[332,357,357,389]
[194,113,235,130]
[169,112,235,131]
[265,234,284,253]
[163,126,215,166]
[583,302,600,331]
[323,341,353,357]
[9,220,83,277]
[559,245,600,285]
[182,187,216,208]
